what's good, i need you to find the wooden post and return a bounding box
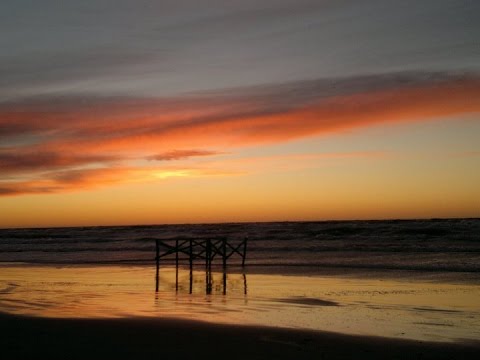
[208,239,212,273]
[243,273,247,295]
[222,238,227,295]
[175,239,179,268]
[155,240,160,292]
[222,238,227,270]
[189,239,193,294]
[205,238,209,270]
[242,237,248,267]
[189,267,193,294]
[205,239,211,294]
[222,268,227,295]
[175,239,179,291]
[205,259,209,295]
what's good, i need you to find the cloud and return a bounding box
[2,71,475,139]
[198,151,387,174]
[0,166,235,196]
[0,151,119,174]
[0,151,381,196]
[148,149,225,161]
[0,47,161,100]
[1,71,479,195]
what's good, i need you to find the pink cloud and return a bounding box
[1,72,479,196]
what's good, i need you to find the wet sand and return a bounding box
[1,264,480,343]
[1,312,479,359]
[1,261,480,360]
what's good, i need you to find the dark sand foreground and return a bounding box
[1,314,478,360]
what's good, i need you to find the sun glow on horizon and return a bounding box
[153,170,194,179]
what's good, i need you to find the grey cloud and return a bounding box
[0,70,477,140]
[0,49,161,98]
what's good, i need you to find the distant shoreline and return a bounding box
[1,262,480,283]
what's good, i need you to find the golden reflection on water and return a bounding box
[0,264,479,343]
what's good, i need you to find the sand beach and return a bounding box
[1,263,479,359]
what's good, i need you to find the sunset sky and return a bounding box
[1,0,479,228]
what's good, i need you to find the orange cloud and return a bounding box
[12,75,478,155]
[0,151,381,196]
[0,166,235,196]
[1,72,479,196]
[148,149,225,161]
[0,151,120,174]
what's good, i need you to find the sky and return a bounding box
[1,0,479,227]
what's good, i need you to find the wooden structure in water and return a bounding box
[154,237,247,294]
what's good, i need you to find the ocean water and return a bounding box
[1,219,479,274]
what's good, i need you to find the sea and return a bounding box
[1,218,479,274]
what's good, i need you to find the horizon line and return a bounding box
[1,216,478,231]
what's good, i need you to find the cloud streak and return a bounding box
[1,71,480,195]
[148,149,225,161]
[0,166,235,196]
[0,151,119,174]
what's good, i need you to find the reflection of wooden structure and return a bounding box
[154,237,247,294]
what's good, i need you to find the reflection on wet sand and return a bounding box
[1,264,479,342]
[155,265,247,295]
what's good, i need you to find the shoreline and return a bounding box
[1,312,479,359]
[2,261,480,284]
